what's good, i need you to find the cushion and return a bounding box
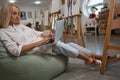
[0,54,68,80]
[0,40,7,52]
[0,40,68,80]
[0,40,9,58]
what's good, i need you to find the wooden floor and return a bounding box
[53,35,120,80]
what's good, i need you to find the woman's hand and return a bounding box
[47,33,55,40]
[45,33,55,43]
[40,33,55,44]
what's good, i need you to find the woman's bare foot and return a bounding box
[85,57,101,69]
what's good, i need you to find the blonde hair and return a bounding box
[0,2,20,28]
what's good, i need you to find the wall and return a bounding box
[0,5,42,29]
[20,6,41,28]
[104,0,120,4]
[20,3,51,28]
[104,0,120,6]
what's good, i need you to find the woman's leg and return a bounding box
[67,42,120,64]
[53,41,97,63]
[62,42,120,66]
[52,41,79,58]
[91,54,102,61]
[52,41,100,68]
[67,42,93,56]
[67,42,102,60]
[77,53,93,62]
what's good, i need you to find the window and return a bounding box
[87,0,104,15]
[82,0,104,17]
[88,0,103,6]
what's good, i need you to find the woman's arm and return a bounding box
[0,31,51,56]
[21,37,50,53]
[41,33,47,38]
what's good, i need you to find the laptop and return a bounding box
[54,19,64,44]
[51,19,65,44]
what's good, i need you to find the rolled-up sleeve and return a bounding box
[0,31,22,56]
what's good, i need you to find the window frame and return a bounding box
[82,0,104,18]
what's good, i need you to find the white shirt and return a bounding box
[0,24,54,56]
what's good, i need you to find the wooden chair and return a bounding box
[97,9,109,36]
[100,0,120,74]
[63,14,85,47]
[49,10,60,32]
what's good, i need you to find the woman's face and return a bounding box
[10,6,20,25]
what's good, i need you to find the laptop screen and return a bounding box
[54,19,65,43]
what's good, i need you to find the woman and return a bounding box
[0,3,119,69]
